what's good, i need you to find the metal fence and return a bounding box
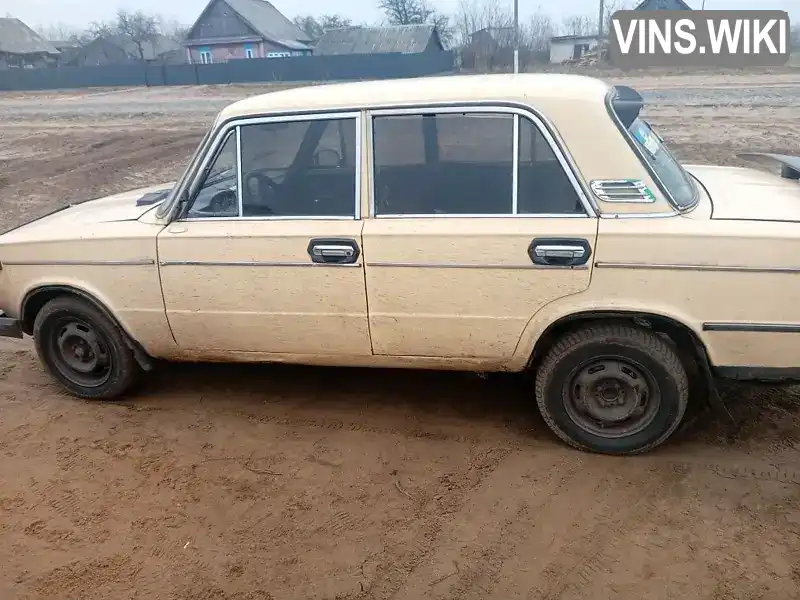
[0,51,455,91]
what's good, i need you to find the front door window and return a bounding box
[185,116,359,220]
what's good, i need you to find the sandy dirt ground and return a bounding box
[1,72,799,600]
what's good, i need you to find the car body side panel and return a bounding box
[156,219,372,356]
[362,217,598,361]
[511,213,800,370]
[0,222,177,357]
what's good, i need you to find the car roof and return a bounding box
[217,73,613,121]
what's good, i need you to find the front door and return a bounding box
[362,108,598,360]
[157,112,372,356]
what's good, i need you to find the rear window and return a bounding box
[627,118,697,210]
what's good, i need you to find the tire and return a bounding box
[534,323,688,455]
[33,295,141,400]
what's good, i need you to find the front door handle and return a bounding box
[528,238,592,267]
[307,238,360,265]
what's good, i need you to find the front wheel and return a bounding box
[535,323,689,455]
[33,296,141,400]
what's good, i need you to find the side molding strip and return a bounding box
[2,259,155,266]
[159,260,362,268]
[595,262,800,274]
[703,322,800,333]
[366,262,589,270]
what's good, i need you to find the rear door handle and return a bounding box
[307,238,360,264]
[528,238,592,267]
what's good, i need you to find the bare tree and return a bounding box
[452,0,512,48]
[86,19,115,40]
[378,0,433,26]
[524,11,556,53]
[293,16,324,39]
[321,14,354,30]
[115,10,159,60]
[81,10,161,59]
[791,23,800,51]
[602,0,632,36]
[293,14,355,39]
[378,0,452,46]
[158,17,190,44]
[35,23,82,42]
[561,15,597,37]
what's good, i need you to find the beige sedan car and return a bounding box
[1,73,798,455]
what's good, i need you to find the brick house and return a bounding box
[184,0,313,64]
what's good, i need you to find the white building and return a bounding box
[548,34,604,64]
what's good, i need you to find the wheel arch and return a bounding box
[21,284,153,371]
[526,310,711,382]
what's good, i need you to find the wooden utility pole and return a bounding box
[513,0,519,73]
[598,0,605,38]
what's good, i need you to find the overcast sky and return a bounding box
[5,0,798,33]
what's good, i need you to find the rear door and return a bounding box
[361,107,598,360]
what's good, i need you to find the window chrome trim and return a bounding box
[236,125,244,217]
[370,212,590,219]
[512,114,520,215]
[179,215,358,223]
[354,112,363,221]
[367,104,597,219]
[158,127,213,220]
[178,111,363,223]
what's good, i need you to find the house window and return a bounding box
[266,51,291,58]
[244,44,255,59]
[199,49,213,64]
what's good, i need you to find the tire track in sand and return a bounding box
[390,450,672,600]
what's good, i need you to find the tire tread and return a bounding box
[33,295,140,400]
[534,322,689,455]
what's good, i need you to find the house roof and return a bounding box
[107,34,182,60]
[187,0,312,49]
[470,27,513,38]
[65,34,182,65]
[0,18,59,56]
[313,25,440,56]
[633,0,693,10]
[550,34,605,43]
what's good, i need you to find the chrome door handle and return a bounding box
[533,245,587,260]
[307,238,360,265]
[528,238,592,267]
[311,244,355,258]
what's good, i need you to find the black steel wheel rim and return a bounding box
[562,355,661,439]
[49,317,112,388]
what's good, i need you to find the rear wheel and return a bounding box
[33,296,140,399]
[535,323,688,455]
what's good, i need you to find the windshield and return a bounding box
[627,118,697,210]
